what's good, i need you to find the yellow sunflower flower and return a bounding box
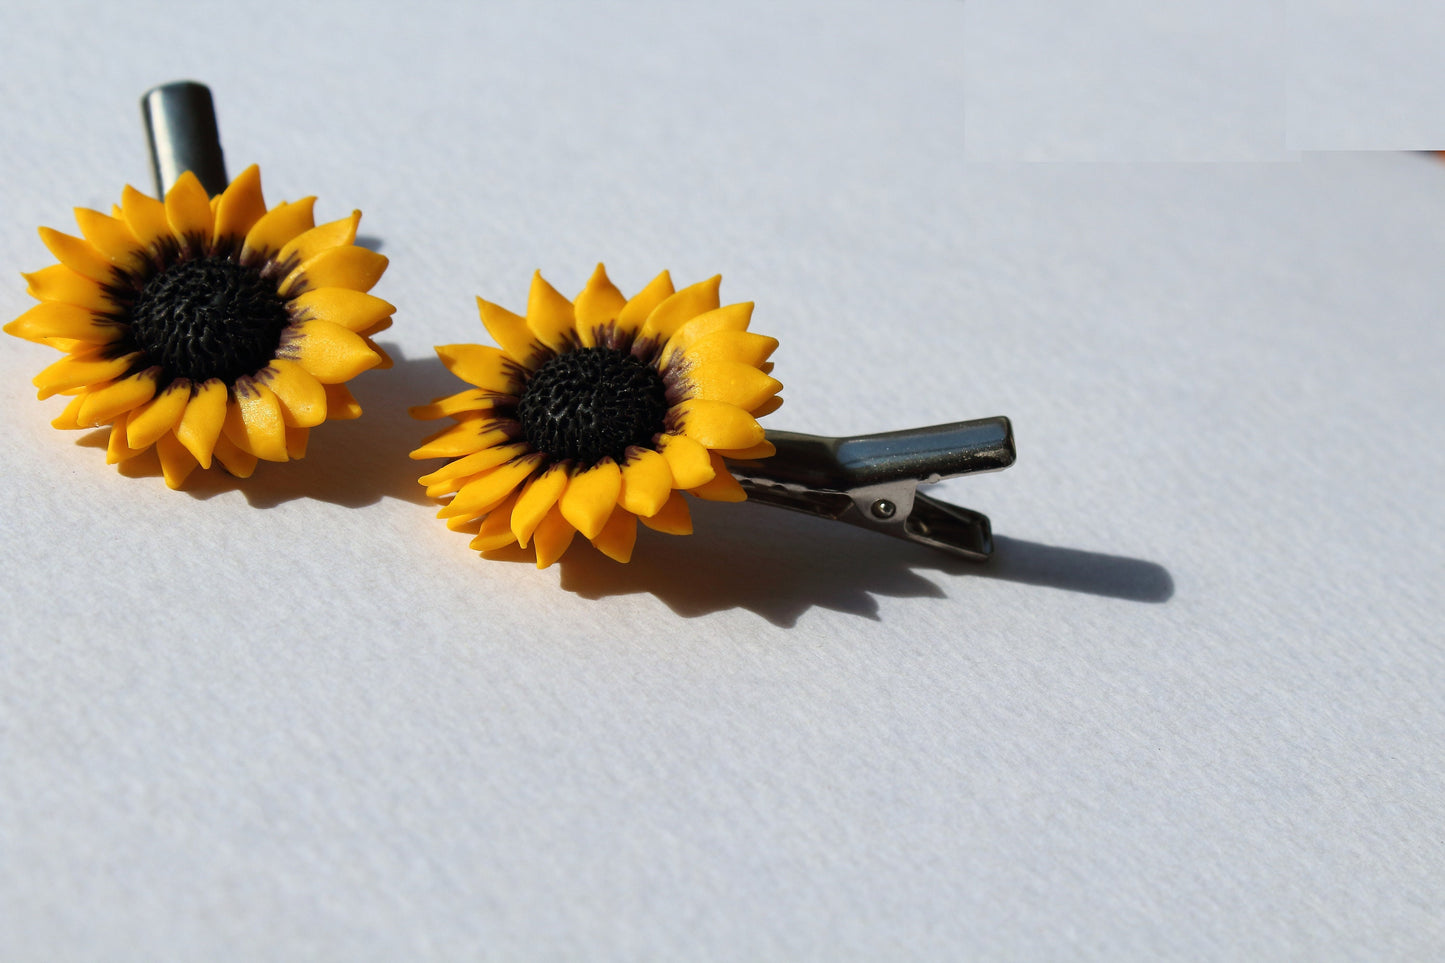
[411,265,782,567]
[5,165,393,488]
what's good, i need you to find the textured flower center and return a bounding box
[517,347,669,466]
[128,255,291,384]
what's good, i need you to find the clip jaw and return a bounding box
[728,418,1016,561]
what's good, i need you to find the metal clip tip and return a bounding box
[141,80,227,198]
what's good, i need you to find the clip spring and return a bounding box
[729,418,1016,561]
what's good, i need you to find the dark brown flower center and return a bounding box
[127,255,291,384]
[517,347,668,466]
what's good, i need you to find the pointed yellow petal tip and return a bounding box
[591,508,638,563]
[618,270,675,331]
[558,459,621,540]
[476,295,536,361]
[213,165,266,242]
[525,270,576,349]
[166,169,203,199]
[531,505,577,568]
[573,263,628,347]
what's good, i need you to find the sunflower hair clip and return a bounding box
[411,269,1017,568]
[6,81,393,489]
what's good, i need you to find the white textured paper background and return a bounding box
[1,1,1442,960]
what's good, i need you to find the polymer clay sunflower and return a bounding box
[411,265,782,567]
[5,165,392,488]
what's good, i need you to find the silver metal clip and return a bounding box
[141,80,228,197]
[728,417,1016,561]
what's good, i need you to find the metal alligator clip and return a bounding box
[727,417,1016,561]
[141,80,227,196]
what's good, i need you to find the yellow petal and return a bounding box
[510,463,570,547]
[224,382,288,461]
[470,492,522,552]
[212,432,258,478]
[446,514,486,535]
[752,395,784,418]
[445,515,486,536]
[477,296,539,363]
[290,288,395,334]
[683,360,782,411]
[156,432,200,489]
[120,184,172,251]
[4,302,123,344]
[323,382,363,419]
[656,432,715,489]
[281,318,381,383]
[23,265,112,312]
[36,339,85,353]
[558,458,622,539]
[242,197,316,260]
[38,227,114,282]
[213,164,267,243]
[424,475,483,500]
[127,380,191,449]
[531,505,577,569]
[714,439,776,460]
[106,412,144,464]
[525,271,576,350]
[642,274,721,341]
[73,208,144,266]
[283,245,387,296]
[689,452,747,502]
[33,352,138,399]
[277,211,360,268]
[434,344,525,393]
[414,425,520,464]
[662,302,755,364]
[590,508,638,563]
[408,388,505,421]
[674,398,765,450]
[440,455,542,519]
[259,359,327,428]
[686,330,778,369]
[77,370,158,427]
[50,394,87,430]
[418,442,526,489]
[470,530,518,552]
[573,263,626,347]
[617,270,674,333]
[175,379,228,468]
[285,427,309,460]
[164,171,215,247]
[638,491,692,535]
[618,447,674,517]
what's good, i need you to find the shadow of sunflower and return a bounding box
[542,499,1173,627]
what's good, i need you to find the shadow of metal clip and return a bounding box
[727,417,1016,561]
